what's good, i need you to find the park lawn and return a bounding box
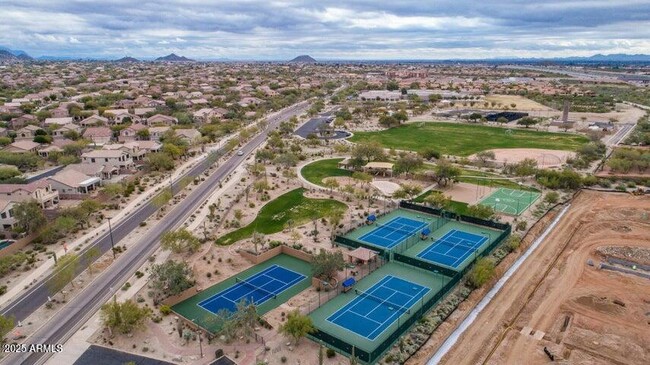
[216,188,347,245]
[301,158,352,185]
[349,122,589,156]
[412,190,469,216]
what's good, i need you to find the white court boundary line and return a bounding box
[426,203,571,365]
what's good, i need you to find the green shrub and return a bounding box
[467,258,496,288]
[326,348,336,358]
[159,304,172,316]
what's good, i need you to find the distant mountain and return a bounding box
[0,46,32,61]
[0,50,18,61]
[582,53,650,62]
[115,56,140,63]
[290,55,317,63]
[155,53,194,62]
[0,46,31,58]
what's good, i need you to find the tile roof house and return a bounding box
[148,126,171,141]
[51,123,82,139]
[3,140,41,153]
[44,117,74,127]
[79,115,109,127]
[104,109,134,124]
[145,114,178,126]
[133,108,155,117]
[8,114,37,129]
[175,128,202,144]
[64,163,114,180]
[0,180,59,209]
[118,123,147,142]
[48,169,101,196]
[81,149,134,170]
[38,145,64,158]
[15,125,43,140]
[83,127,113,146]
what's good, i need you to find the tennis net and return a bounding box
[354,289,411,314]
[375,222,422,237]
[436,238,480,253]
[235,277,277,300]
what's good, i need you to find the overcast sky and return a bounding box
[1,0,649,60]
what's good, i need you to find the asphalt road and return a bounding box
[1,100,311,365]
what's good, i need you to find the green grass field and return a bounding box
[349,122,589,156]
[301,158,352,185]
[412,190,470,215]
[215,188,347,245]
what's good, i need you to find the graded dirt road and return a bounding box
[439,190,650,365]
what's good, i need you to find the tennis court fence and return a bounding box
[313,201,512,363]
[309,266,462,364]
[334,236,387,256]
[298,255,388,316]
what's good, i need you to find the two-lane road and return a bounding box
[2,100,311,365]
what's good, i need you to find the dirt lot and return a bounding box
[439,190,650,365]
[470,148,575,168]
[484,95,554,111]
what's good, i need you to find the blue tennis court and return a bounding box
[417,229,488,269]
[198,264,306,314]
[326,275,429,340]
[358,216,428,249]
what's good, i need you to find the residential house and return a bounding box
[64,163,113,180]
[79,115,109,127]
[238,97,263,107]
[124,140,162,154]
[104,109,134,124]
[192,107,226,123]
[102,143,138,161]
[38,145,63,158]
[43,117,74,127]
[0,200,17,231]
[51,123,82,139]
[175,128,202,144]
[15,125,42,140]
[83,127,113,146]
[133,108,155,118]
[187,98,208,107]
[118,123,147,142]
[3,140,40,153]
[148,126,171,141]
[48,169,101,196]
[145,114,178,126]
[0,180,59,208]
[8,114,37,129]
[81,149,134,170]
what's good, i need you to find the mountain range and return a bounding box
[154,53,194,62]
[1,45,650,63]
[290,55,317,63]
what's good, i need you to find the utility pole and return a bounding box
[107,217,116,259]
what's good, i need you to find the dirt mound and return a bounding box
[574,295,625,315]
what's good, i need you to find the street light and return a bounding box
[107,217,116,259]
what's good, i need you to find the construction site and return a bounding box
[437,190,650,365]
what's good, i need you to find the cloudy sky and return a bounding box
[1,0,649,60]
